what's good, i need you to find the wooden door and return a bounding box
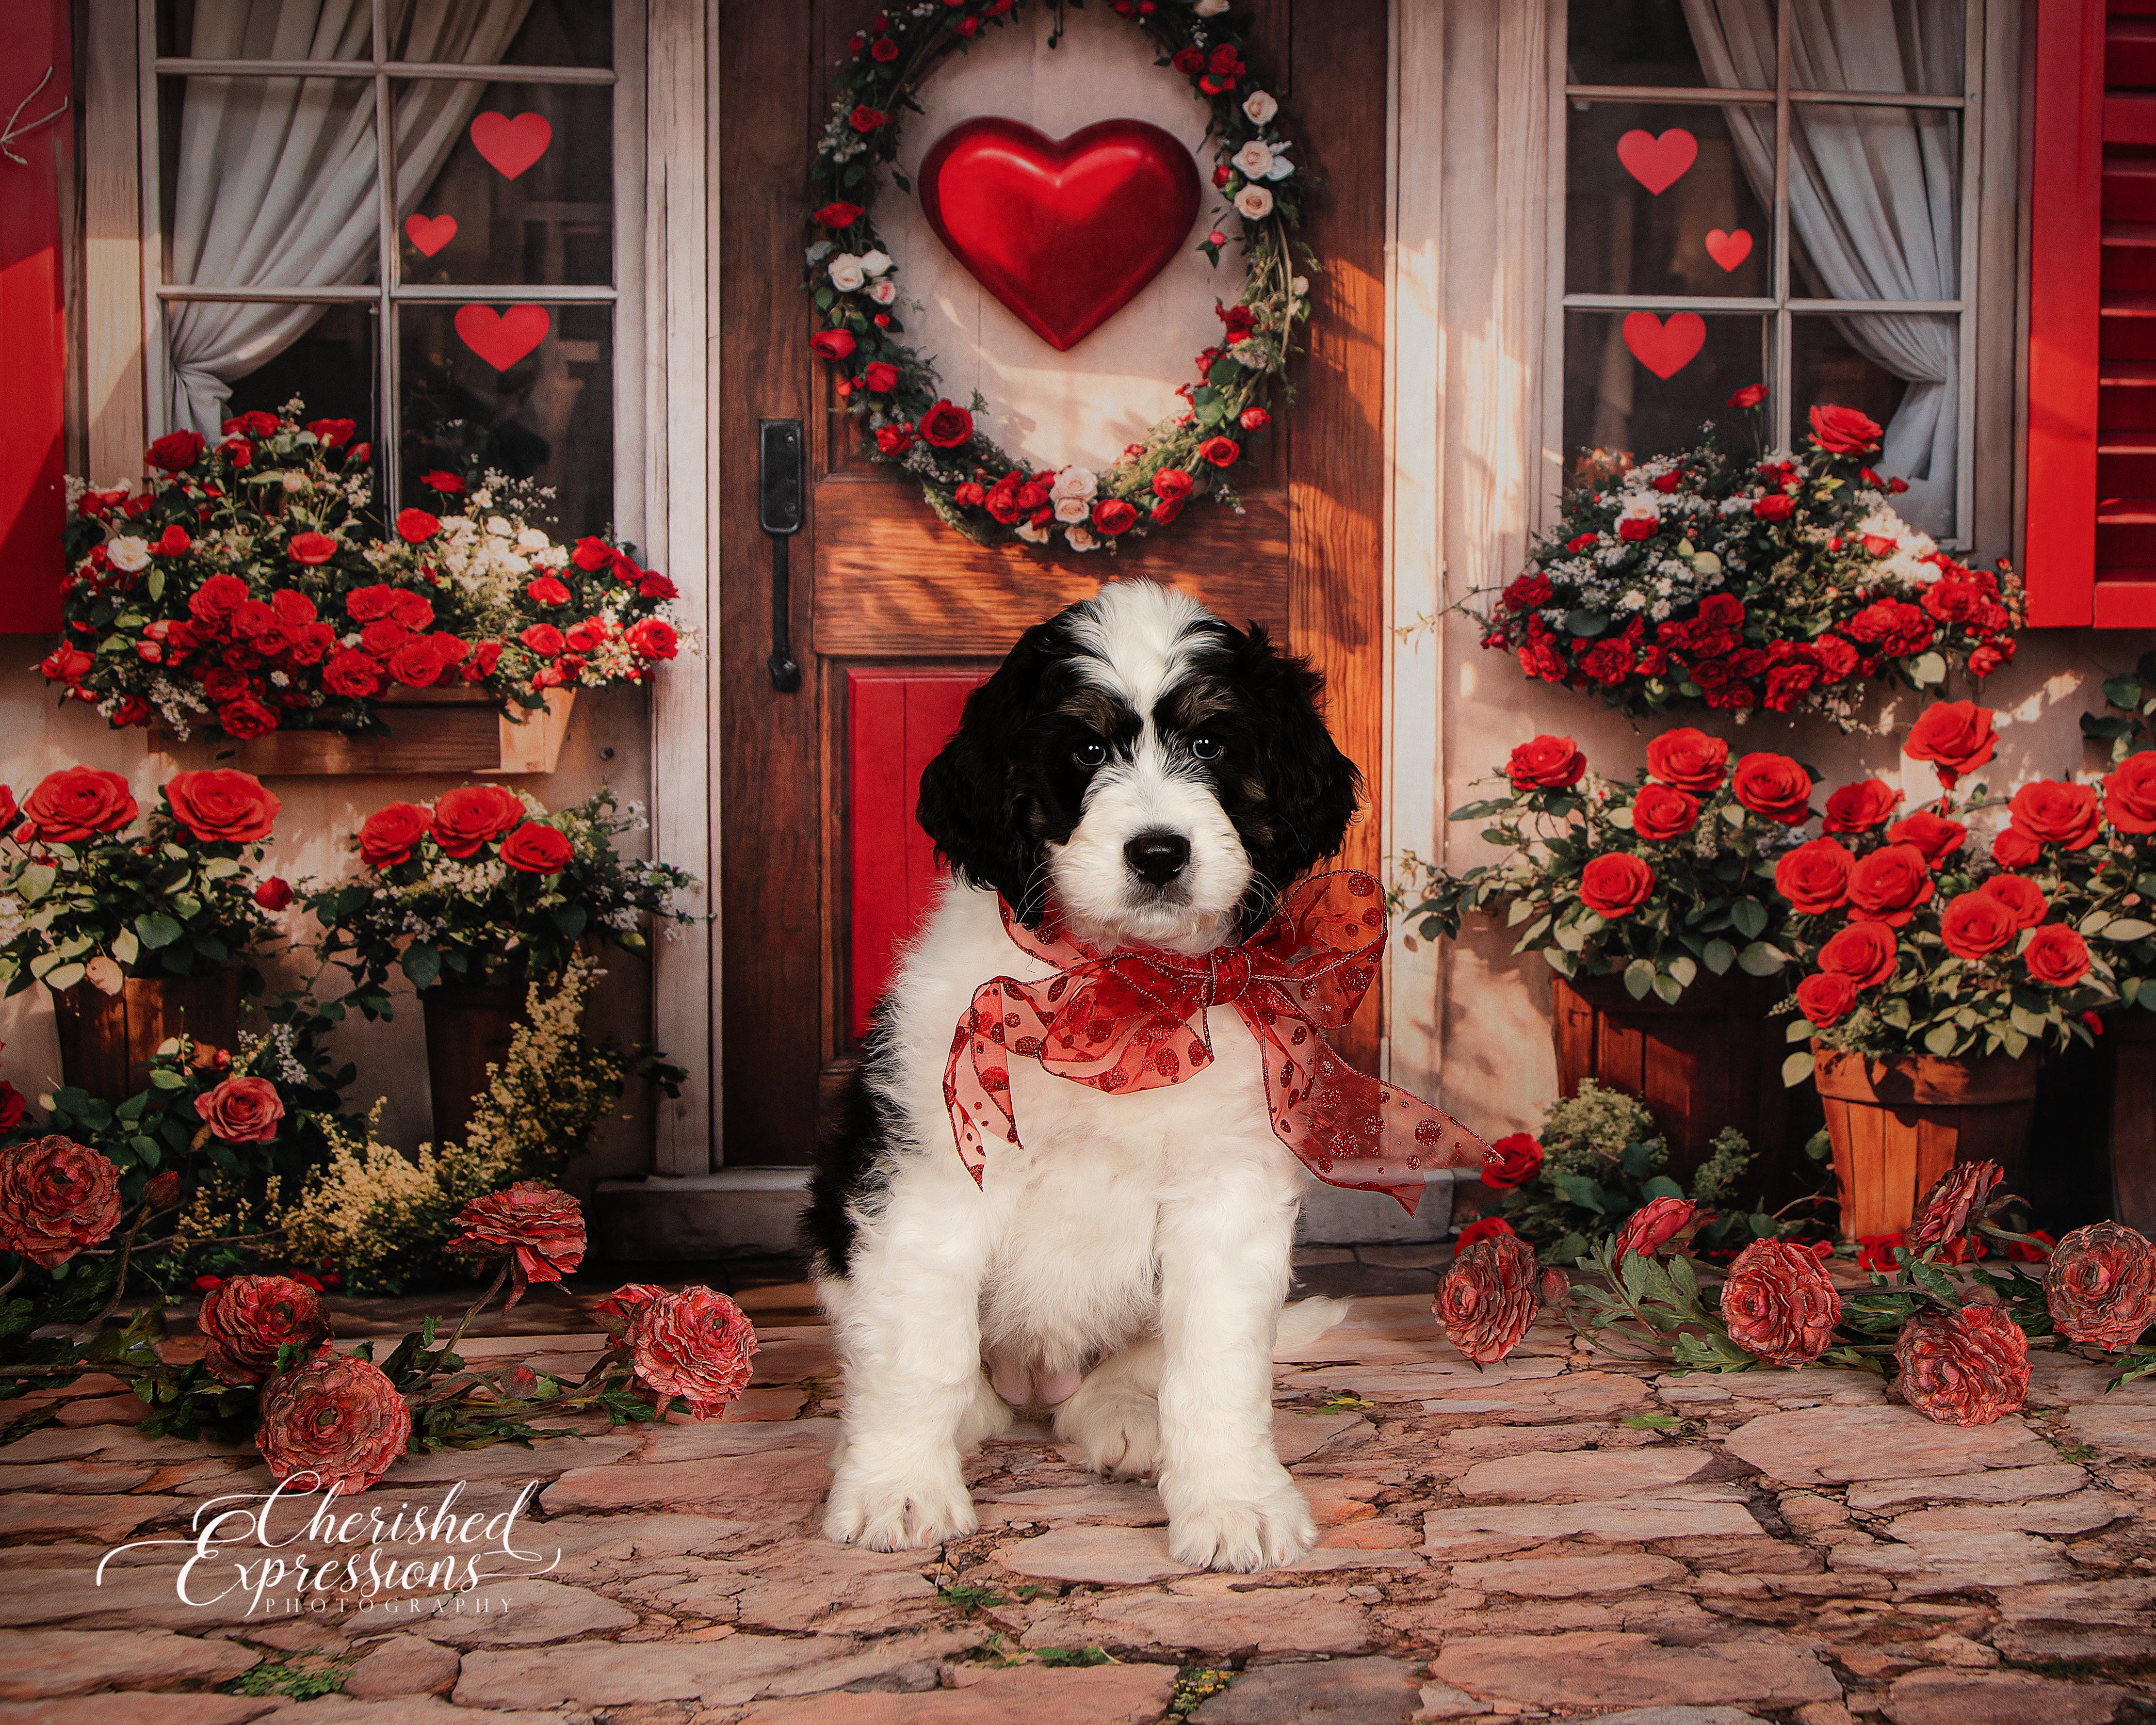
[718,0,1390,1164]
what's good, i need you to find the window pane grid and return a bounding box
[1553,0,1984,545]
[151,59,614,84]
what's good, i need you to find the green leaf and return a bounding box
[1924,1021,1960,1056]
[1667,955,1697,988]
[148,1068,186,1090]
[1624,959,1656,1001]
[1748,1211,1777,1237]
[111,929,138,969]
[1730,899,1768,940]
[1564,609,1610,638]
[1642,1174,1685,1200]
[15,864,54,905]
[2104,919,2156,942]
[1651,972,1683,1005]
[1782,1050,1815,1087]
[1551,1172,1608,1215]
[1736,941,1786,976]
[2105,674,2145,711]
[43,962,84,993]
[1787,1018,1817,1043]
[134,913,183,950]
[401,944,443,990]
[201,857,241,879]
[1909,650,1947,686]
[1702,938,1735,976]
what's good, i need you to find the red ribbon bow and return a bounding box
[943,870,1488,1211]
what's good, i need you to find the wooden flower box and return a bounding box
[151,687,574,777]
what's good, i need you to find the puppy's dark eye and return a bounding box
[1074,741,1107,768]
[1190,735,1223,762]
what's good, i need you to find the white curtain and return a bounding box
[166,0,533,435]
[1680,0,1962,535]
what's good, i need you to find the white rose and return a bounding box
[106,536,150,572]
[1015,518,1050,544]
[860,249,893,277]
[1265,152,1295,182]
[1234,185,1274,220]
[1050,466,1098,502]
[1292,275,1309,297]
[1233,141,1274,180]
[485,515,513,538]
[1053,496,1090,524]
[1243,90,1278,125]
[828,253,866,292]
[1195,0,1228,13]
[1063,525,1100,553]
[515,527,550,551]
[868,278,898,305]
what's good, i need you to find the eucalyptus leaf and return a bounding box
[1781,1051,1815,1087]
[1703,938,1735,976]
[1624,959,1656,1001]
[1731,899,1768,940]
[1910,651,1947,686]
[134,914,183,950]
[43,962,85,993]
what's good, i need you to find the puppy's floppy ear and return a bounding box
[916,619,1059,921]
[1228,623,1363,892]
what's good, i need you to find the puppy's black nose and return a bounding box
[1124,830,1191,885]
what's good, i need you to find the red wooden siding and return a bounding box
[846,669,989,1039]
[0,2,71,635]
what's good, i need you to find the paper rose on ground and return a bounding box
[1612,1197,1696,1263]
[2044,1222,2156,1350]
[445,1182,587,1310]
[1434,1231,1539,1365]
[1894,1304,2030,1427]
[626,1286,759,1420]
[1719,1238,1841,1367]
[197,1273,333,1385]
[1906,1161,2003,1256]
[0,1137,123,1269]
[255,1354,412,1494]
[595,1282,668,1346]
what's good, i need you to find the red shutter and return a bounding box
[0,3,71,636]
[2027,0,2156,627]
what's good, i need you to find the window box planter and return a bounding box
[152,687,575,778]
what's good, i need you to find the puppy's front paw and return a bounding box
[823,1459,977,1552]
[1053,1380,1160,1480]
[1164,1473,1316,1573]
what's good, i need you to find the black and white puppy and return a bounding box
[805,578,1363,1571]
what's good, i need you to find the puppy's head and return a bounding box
[917,580,1362,952]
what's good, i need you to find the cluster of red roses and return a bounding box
[356,784,572,878]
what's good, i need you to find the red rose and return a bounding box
[1857,1233,1905,1273]
[2044,1222,2156,1350]
[0,1137,123,1268]
[627,1286,760,1419]
[1731,753,1813,824]
[324,649,384,699]
[1823,779,1901,834]
[1905,700,1997,788]
[2008,780,2102,851]
[1613,1197,1695,1262]
[1886,810,1967,865]
[1152,467,1195,503]
[1197,436,1241,467]
[1729,383,1768,409]
[2104,751,2156,834]
[1644,728,1729,793]
[2023,924,2093,987]
[1848,843,1936,927]
[307,418,354,448]
[196,1075,285,1143]
[1895,1305,2029,1427]
[147,430,208,471]
[216,698,277,740]
[519,623,564,658]
[1720,1238,1842,1367]
[287,531,337,565]
[1241,406,1271,431]
[501,821,574,875]
[197,1274,332,1386]
[1796,972,1859,1027]
[810,328,857,363]
[255,876,294,911]
[1810,402,1884,454]
[849,105,886,133]
[1819,921,1899,990]
[1908,1161,2002,1255]
[1434,1232,1539,1365]
[1481,1133,1543,1191]
[1991,826,2041,869]
[187,573,250,628]
[1092,498,1140,536]
[1774,837,1857,915]
[874,422,915,456]
[814,201,864,227]
[1752,493,1796,523]
[627,618,679,660]
[153,525,192,557]
[863,361,900,393]
[447,1181,586,1307]
[1506,734,1585,791]
[571,538,612,572]
[595,1282,668,1342]
[1566,531,1598,553]
[1940,891,2017,960]
[394,508,440,544]
[358,801,432,868]
[386,636,449,689]
[1631,784,1699,841]
[432,784,527,858]
[1504,574,1553,612]
[1454,1217,1516,1250]
[1580,853,1655,919]
[1981,874,2048,929]
[919,399,974,448]
[164,768,279,846]
[256,1355,411,1495]
[526,576,570,607]
[344,582,398,622]
[22,767,138,843]
[40,645,92,683]
[640,573,678,600]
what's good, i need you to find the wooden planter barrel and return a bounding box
[1551,970,1814,1199]
[2106,1009,2156,1231]
[50,971,243,1103]
[1812,1046,2037,1239]
[420,979,528,1150]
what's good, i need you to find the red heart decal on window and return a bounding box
[469,111,553,180]
[454,304,551,371]
[405,214,458,257]
[918,117,1202,352]
[1623,311,1706,379]
[1704,228,1753,271]
[1616,128,1698,196]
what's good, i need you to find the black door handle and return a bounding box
[758,418,804,694]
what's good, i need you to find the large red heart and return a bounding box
[455,304,550,371]
[469,111,552,180]
[918,117,1202,352]
[1616,127,1697,196]
[1623,311,1706,380]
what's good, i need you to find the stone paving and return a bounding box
[2,1256,2154,1724]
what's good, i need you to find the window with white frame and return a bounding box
[1556,0,1982,542]
[144,0,637,536]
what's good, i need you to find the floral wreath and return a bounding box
[805,0,1312,554]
